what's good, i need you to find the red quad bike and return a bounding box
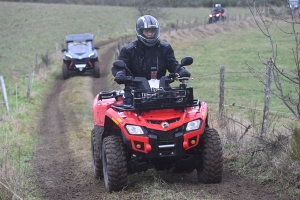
[208,10,226,24]
[91,56,223,192]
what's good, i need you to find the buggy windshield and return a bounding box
[290,1,298,5]
[67,41,92,54]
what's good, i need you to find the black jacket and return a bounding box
[112,40,180,80]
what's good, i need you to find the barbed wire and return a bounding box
[205,101,296,120]
[224,87,264,93]
[193,71,264,78]
[193,86,264,93]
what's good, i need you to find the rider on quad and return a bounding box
[213,3,225,14]
[92,15,223,193]
[111,15,191,106]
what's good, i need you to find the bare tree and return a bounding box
[246,0,300,121]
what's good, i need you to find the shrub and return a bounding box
[290,127,300,160]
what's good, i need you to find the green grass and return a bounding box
[171,20,299,117]
[0,2,252,78]
[0,2,253,119]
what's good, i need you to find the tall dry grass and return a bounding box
[209,110,300,197]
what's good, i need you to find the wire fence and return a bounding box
[113,35,297,125]
[1,9,297,127]
[192,65,298,126]
[111,14,298,127]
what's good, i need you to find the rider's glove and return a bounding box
[177,67,191,78]
[114,70,127,84]
[168,73,178,79]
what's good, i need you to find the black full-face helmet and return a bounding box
[136,15,160,47]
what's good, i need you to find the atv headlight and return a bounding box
[66,54,72,59]
[126,125,144,135]
[209,14,212,17]
[186,119,201,131]
[216,14,220,17]
[88,52,95,57]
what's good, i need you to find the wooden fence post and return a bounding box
[36,53,40,73]
[27,66,34,98]
[219,66,225,123]
[61,38,64,49]
[115,48,119,61]
[55,42,58,59]
[13,76,18,111]
[176,17,178,32]
[46,49,49,67]
[124,23,127,33]
[261,58,272,138]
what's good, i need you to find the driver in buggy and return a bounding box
[111,15,191,106]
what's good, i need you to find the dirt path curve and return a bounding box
[32,23,296,200]
[32,42,116,200]
[33,76,103,200]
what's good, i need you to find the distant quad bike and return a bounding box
[208,10,226,24]
[91,57,223,192]
[61,33,100,79]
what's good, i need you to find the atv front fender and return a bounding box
[93,94,122,126]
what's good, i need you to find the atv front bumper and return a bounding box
[123,129,202,159]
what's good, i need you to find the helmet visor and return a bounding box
[137,27,160,44]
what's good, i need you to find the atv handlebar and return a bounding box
[113,56,193,85]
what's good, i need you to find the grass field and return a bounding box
[1,1,299,199]
[0,2,252,77]
[166,19,299,116]
[0,2,255,117]
[0,3,254,112]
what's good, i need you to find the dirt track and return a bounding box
[32,20,296,200]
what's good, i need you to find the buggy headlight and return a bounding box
[126,125,144,135]
[66,54,72,59]
[88,52,95,57]
[186,119,201,131]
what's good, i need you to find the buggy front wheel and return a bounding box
[93,61,100,78]
[62,63,69,80]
